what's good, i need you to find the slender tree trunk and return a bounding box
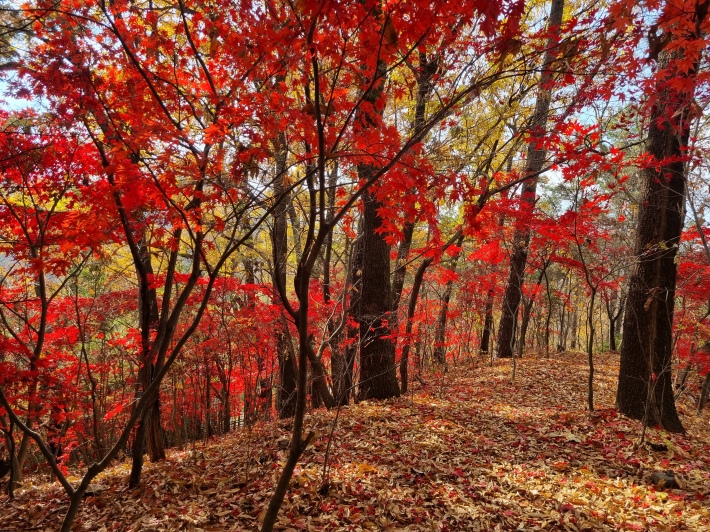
[129,232,165,487]
[699,372,710,411]
[587,290,596,411]
[400,258,433,393]
[606,293,625,351]
[322,164,351,407]
[16,421,31,478]
[1,424,19,497]
[432,235,464,364]
[544,269,554,355]
[617,4,708,432]
[272,131,298,418]
[569,306,578,350]
[334,233,362,405]
[400,231,462,391]
[479,290,494,355]
[518,261,550,358]
[517,299,532,359]
[497,0,564,358]
[306,344,336,408]
[391,51,438,320]
[205,359,212,439]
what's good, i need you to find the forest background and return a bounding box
[0,0,710,530]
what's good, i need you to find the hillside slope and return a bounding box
[2,352,709,531]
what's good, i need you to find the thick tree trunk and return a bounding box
[358,189,400,400]
[617,5,709,431]
[355,54,399,401]
[497,0,564,358]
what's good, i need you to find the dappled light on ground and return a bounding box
[1,352,708,531]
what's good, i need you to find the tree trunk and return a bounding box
[497,0,564,358]
[205,359,212,439]
[586,289,596,411]
[617,4,709,432]
[358,189,400,400]
[518,261,550,358]
[606,293,625,352]
[129,232,165,487]
[432,235,464,365]
[355,54,400,401]
[699,372,710,412]
[391,51,438,320]
[517,299,533,359]
[400,258,433,393]
[1,424,19,497]
[306,344,336,408]
[272,131,298,418]
[333,226,362,405]
[479,290,494,355]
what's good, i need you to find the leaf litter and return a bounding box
[1,351,709,531]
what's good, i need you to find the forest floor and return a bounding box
[1,351,709,531]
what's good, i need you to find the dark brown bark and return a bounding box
[400,257,433,393]
[699,372,710,412]
[617,4,709,432]
[204,360,212,438]
[322,164,350,406]
[1,423,19,497]
[130,232,165,487]
[517,260,550,358]
[432,235,464,365]
[605,292,625,351]
[391,51,438,317]
[497,0,564,358]
[358,188,400,400]
[272,132,298,418]
[214,351,232,434]
[276,326,298,418]
[391,221,416,317]
[355,53,399,401]
[400,230,463,391]
[334,233,361,405]
[517,300,533,359]
[544,269,554,355]
[332,229,363,405]
[479,290,494,355]
[306,342,336,408]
